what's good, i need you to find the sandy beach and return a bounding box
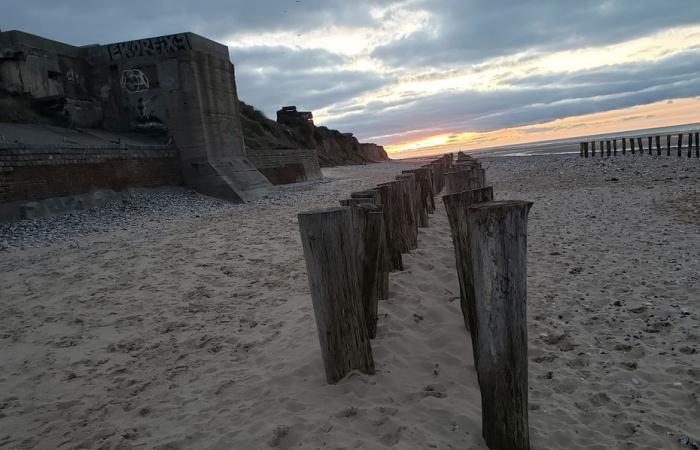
[0,154,698,449]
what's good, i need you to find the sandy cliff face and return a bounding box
[239,101,389,167]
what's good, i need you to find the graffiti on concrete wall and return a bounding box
[65,70,81,85]
[107,33,192,61]
[120,69,150,93]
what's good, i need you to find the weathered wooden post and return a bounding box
[583,142,589,157]
[637,137,643,154]
[599,141,605,157]
[341,198,389,306]
[688,133,694,158]
[613,139,617,156]
[605,140,611,157]
[696,132,699,157]
[395,177,418,250]
[403,168,431,227]
[667,135,672,156]
[349,203,383,339]
[468,200,532,450]
[579,142,584,157]
[647,136,652,155]
[655,135,661,156]
[397,173,420,234]
[630,137,635,154]
[678,134,683,157]
[377,183,404,271]
[298,206,375,384]
[621,138,627,155]
[591,141,596,157]
[442,187,494,337]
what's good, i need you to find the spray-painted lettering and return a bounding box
[107,34,192,61]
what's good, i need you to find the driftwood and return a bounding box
[442,187,494,338]
[298,206,375,384]
[468,200,532,450]
[377,183,404,270]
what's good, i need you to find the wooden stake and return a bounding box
[468,200,532,450]
[678,134,683,157]
[298,206,375,384]
[442,187,494,337]
[655,135,661,156]
[667,135,671,156]
[377,183,404,271]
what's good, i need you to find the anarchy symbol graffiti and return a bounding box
[120,69,150,93]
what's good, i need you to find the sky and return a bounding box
[4,1,700,157]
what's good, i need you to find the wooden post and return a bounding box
[637,137,643,154]
[398,172,424,230]
[667,135,672,156]
[394,178,418,250]
[351,191,391,301]
[298,207,375,384]
[621,138,626,155]
[377,183,404,271]
[591,141,596,157]
[646,136,651,155]
[442,187,494,337]
[403,168,432,226]
[678,134,683,157]
[341,198,389,305]
[606,140,611,157]
[468,200,532,450]
[350,203,383,339]
[696,132,700,157]
[688,133,694,158]
[630,137,635,154]
[612,139,617,156]
[599,141,604,157]
[583,142,589,157]
[655,135,661,156]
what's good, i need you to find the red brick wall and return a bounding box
[0,146,182,203]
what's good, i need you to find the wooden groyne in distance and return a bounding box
[580,131,700,158]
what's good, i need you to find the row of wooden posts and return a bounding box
[298,150,532,449]
[580,132,700,157]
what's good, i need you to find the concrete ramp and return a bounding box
[210,156,273,202]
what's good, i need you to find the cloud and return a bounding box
[371,0,700,68]
[3,0,700,148]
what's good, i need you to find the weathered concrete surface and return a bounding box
[0,30,274,202]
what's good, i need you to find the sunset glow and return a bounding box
[386,97,700,158]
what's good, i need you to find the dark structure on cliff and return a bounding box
[0,30,388,219]
[272,106,389,167]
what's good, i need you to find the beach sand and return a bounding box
[0,155,698,449]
